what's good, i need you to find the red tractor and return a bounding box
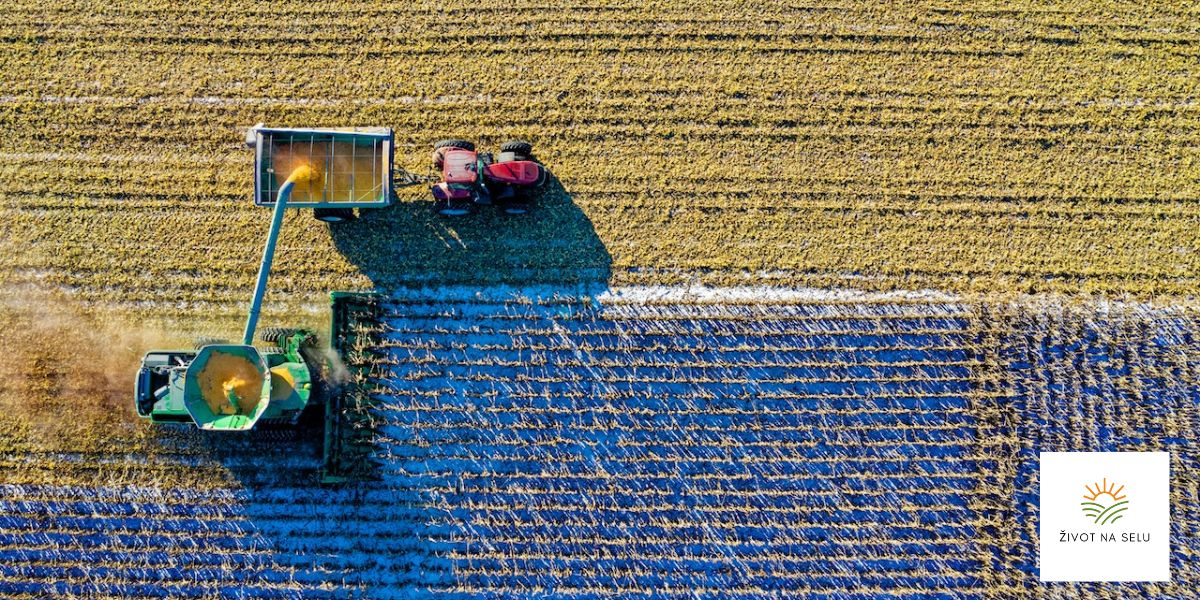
[431,140,549,215]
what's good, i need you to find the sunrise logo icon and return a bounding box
[1081,478,1129,525]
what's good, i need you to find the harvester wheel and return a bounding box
[259,328,299,343]
[249,427,301,443]
[194,336,228,349]
[314,208,356,223]
[298,332,318,348]
[500,140,533,158]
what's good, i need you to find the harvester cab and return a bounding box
[133,125,394,481]
[431,139,548,216]
[134,332,315,430]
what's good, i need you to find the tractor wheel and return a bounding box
[500,140,533,158]
[259,328,299,343]
[314,207,356,223]
[436,198,474,217]
[194,336,229,349]
[533,165,549,188]
[501,191,533,215]
[434,139,475,151]
[432,139,475,170]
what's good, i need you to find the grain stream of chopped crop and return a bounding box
[2,1,1200,320]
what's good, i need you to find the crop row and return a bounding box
[968,302,1200,595]
[360,296,983,594]
[6,200,1194,304]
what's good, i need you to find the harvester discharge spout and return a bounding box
[242,164,321,345]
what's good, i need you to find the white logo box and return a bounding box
[1039,451,1170,582]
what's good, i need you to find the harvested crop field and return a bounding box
[0,1,1198,598]
[3,1,1200,320]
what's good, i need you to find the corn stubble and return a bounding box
[2,1,1199,316]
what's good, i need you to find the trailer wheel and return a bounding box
[314,208,356,223]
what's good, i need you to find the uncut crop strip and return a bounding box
[974,301,1200,596]
[368,289,991,596]
[0,287,993,598]
[3,0,1200,314]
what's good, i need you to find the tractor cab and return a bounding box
[440,147,480,184]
